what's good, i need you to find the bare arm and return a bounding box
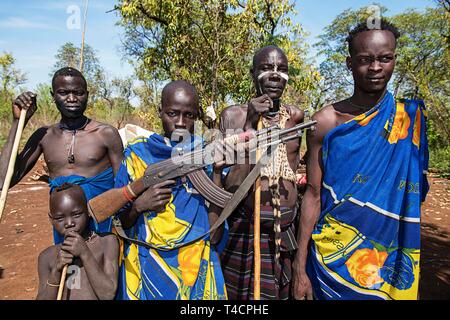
[0,92,40,189]
[61,232,119,300]
[0,127,45,190]
[292,109,332,300]
[101,125,124,176]
[209,166,226,244]
[36,246,73,300]
[81,235,119,300]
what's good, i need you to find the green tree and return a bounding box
[0,52,27,119]
[314,5,389,107]
[313,4,450,174]
[51,42,106,101]
[115,0,317,125]
[393,7,450,145]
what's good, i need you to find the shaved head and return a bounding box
[251,45,289,100]
[252,45,288,70]
[159,80,200,138]
[49,183,87,212]
[161,80,199,110]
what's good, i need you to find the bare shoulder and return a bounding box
[220,104,247,131]
[220,104,247,119]
[308,104,340,143]
[38,245,58,265]
[98,234,119,252]
[90,121,121,143]
[90,121,118,135]
[285,105,305,124]
[31,125,52,138]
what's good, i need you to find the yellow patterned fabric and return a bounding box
[114,134,227,300]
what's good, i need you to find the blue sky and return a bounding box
[0,0,434,91]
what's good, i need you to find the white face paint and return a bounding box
[257,68,289,81]
[255,55,289,95]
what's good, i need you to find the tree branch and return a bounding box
[137,2,169,26]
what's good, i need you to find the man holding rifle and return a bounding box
[112,80,228,300]
[215,45,305,300]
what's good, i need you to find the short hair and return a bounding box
[51,67,87,90]
[252,45,287,69]
[51,182,78,194]
[50,183,86,202]
[347,19,400,55]
[161,80,201,115]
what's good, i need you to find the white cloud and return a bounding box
[0,17,54,30]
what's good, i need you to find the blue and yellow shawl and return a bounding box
[114,133,227,300]
[307,92,429,300]
[49,167,115,244]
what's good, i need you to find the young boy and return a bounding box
[37,183,119,300]
[114,80,227,300]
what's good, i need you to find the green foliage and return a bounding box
[314,4,389,107]
[116,0,317,119]
[393,7,450,147]
[51,42,106,101]
[0,52,27,120]
[33,83,59,125]
[313,4,449,172]
[429,146,450,177]
[0,52,27,148]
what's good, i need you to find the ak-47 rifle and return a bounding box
[88,120,317,225]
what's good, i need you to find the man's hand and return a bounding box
[212,140,238,171]
[12,91,37,123]
[61,231,90,259]
[133,180,175,213]
[244,94,273,130]
[292,263,314,300]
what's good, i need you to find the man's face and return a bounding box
[49,189,89,237]
[252,48,289,101]
[52,76,89,119]
[347,30,396,94]
[160,89,199,139]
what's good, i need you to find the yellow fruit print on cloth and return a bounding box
[178,240,205,286]
[345,248,388,288]
[412,107,421,148]
[354,110,379,126]
[388,102,410,144]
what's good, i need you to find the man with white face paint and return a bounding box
[211,45,305,300]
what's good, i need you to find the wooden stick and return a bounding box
[0,109,27,222]
[79,0,89,72]
[253,116,263,300]
[57,265,68,300]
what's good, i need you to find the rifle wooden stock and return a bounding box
[88,178,145,223]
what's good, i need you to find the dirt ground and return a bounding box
[0,160,449,300]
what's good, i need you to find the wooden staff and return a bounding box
[57,265,68,300]
[79,0,89,72]
[0,108,27,222]
[253,116,263,300]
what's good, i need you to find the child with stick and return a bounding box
[37,183,119,300]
